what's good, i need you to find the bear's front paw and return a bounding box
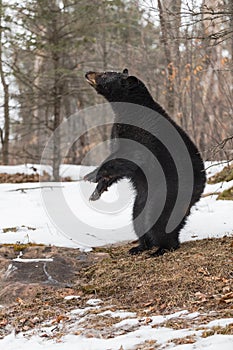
[84,169,98,183]
[89,179,109,201]
[89,188,102,201]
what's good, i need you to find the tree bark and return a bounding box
[157,0,175,115]
[51,6,62,181]
[52,51,62,181]
[0,0,10,164]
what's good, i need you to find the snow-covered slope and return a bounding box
[0,162,232,249]
[1,300,233,350]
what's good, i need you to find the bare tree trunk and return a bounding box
[51,7,62,181]
[75,97,88,164]
[171,0,181,123]
[157,0,175,115]
[101,3,108,71]
[230,0,233,90]
[52,58,62,181]
[0,0,9,164]
[158,0,175,115]
[52,100,61,181]
[200,0,225,157]
[34,44,45,160]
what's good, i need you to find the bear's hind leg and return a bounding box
[149,219,185,257]
[128,234,153,255]
[151,239,180,257]
[129,187,155,255]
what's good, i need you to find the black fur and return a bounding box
[85,69,206,255]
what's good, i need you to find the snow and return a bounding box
[64,295,81,301]
[171,335,233,350]
[149,310,191,326]
[99,310,137,318]
[0,163,91,179]
[114,318,139,329]
[0,162,232,349]
[70,307,100,316]
[204,318,233,328]
[0,162,232,249]
[12,258,53,263]
[85,298,102,306]
[1,312,232,350]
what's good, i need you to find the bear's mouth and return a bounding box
[85,72,97,87]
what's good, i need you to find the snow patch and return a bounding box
[99,310,137,318]
[12,258,53,263]
[86,298,102,306]
[64,295,81,301]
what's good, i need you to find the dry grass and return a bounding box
[0,172,71,183]
[208,164,233,184]
[78,236,233,314]
[202,324,233,337]
[217,187,233,200]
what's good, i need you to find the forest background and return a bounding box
[0,0,232,180]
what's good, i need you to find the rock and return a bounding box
[0,245,109,305]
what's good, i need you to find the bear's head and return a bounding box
[85,69,148,103]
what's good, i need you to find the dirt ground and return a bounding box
[0,236,232,339]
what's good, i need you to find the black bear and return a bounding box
[84,69,206,256]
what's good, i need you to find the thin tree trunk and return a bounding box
[51,5,62,181]
[52,59,61,179]
[52,62,62,181]
[172,0,181,123]
[0,0,10,164]
[157,0,175,115]
[52,94,61,181]
[230,0,233,91]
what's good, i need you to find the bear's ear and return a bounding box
[126,76,139,89]
[122,68,128,76]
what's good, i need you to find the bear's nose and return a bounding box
[85,72,97,86]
